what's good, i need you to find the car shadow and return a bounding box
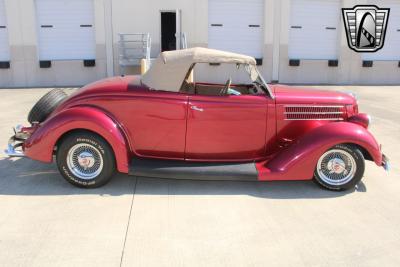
[0,157,367,199]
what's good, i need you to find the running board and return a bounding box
[129,158,258,181]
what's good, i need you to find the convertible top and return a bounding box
[141,47,256,92]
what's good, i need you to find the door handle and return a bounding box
[190,105,204,112]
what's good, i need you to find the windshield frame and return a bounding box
[245,64,274,99]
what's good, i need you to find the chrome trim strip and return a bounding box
[284,105,344,108]
[284,105,345,120]
[284,112,344,114]
[284,118,344,121]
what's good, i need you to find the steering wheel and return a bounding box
[220,78,232,96]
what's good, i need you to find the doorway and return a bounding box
[161,11,176,52]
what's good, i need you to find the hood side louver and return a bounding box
[284,105,345,121]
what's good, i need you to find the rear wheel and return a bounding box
[56,132,116,188]
[314,144,365,191]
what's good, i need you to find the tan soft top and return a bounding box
[141,47,256,92]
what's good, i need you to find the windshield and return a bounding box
[188,63,274,98]
[244,64,273,98]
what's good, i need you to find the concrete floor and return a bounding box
[0,86,399,267]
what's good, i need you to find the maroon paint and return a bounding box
[348,113,370,129]
[22,75,385,179]
[256,122,382,181]
[24,107,130,173]
[186,94,270,160]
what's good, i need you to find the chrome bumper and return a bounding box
[382,154,390,172]
[5,136,25,157]
[4,125,29,157]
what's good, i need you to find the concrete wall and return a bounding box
[111,0,209,75]
[0,0,399,87]
[111,0,276,81]
[0,0,107,87]
[277,0,400,85]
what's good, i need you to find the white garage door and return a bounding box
[0,0,10,61]
[363,1,400,61]
[289,0,341,60]
[35,0,96,60]
[208,0,264,58]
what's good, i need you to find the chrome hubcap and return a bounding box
[77,152,96,169]
[317,149,357,186]
[67,144,103,180]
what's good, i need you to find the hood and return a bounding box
[271,84,357,106]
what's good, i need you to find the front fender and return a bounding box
[259,122,382,181]
[24,106,130,173]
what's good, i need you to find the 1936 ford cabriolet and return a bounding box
[5,48,389,190]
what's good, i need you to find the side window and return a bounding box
[182,63,262,96]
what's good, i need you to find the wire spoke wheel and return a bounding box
[66,143,104,180]
[57,132,116,188]
[317,149,357,186]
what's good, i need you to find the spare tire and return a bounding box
[28,89,68,124]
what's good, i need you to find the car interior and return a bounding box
[179,63,265,96]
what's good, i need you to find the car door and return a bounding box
[185,92,268,161]
[103,89,189,160]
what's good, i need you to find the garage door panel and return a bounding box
[291,1,340,24]
[363,1,400,60]
[0,0,10,61]
[0,28,10,62]
[208,0,264,58]
[289,0,341,60]
[36,0,96,61]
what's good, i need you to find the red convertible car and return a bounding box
[5,48,389,190]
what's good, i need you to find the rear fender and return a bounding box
[24,106,130,173]
[258,122,382,181]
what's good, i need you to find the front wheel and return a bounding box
[314,144,365,191]
[56,131,116,188]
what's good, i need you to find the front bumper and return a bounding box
[382,154,390,172]
[5,136,25,157]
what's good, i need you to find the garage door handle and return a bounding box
[41,25,53,28]
[249,25,260,28]
[0,26,5,29]
[80,25,93,28]
[291,26,302,29]
[211,24,223,27]
[325,27,336,30]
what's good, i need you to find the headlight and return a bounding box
[348,113,370,129]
